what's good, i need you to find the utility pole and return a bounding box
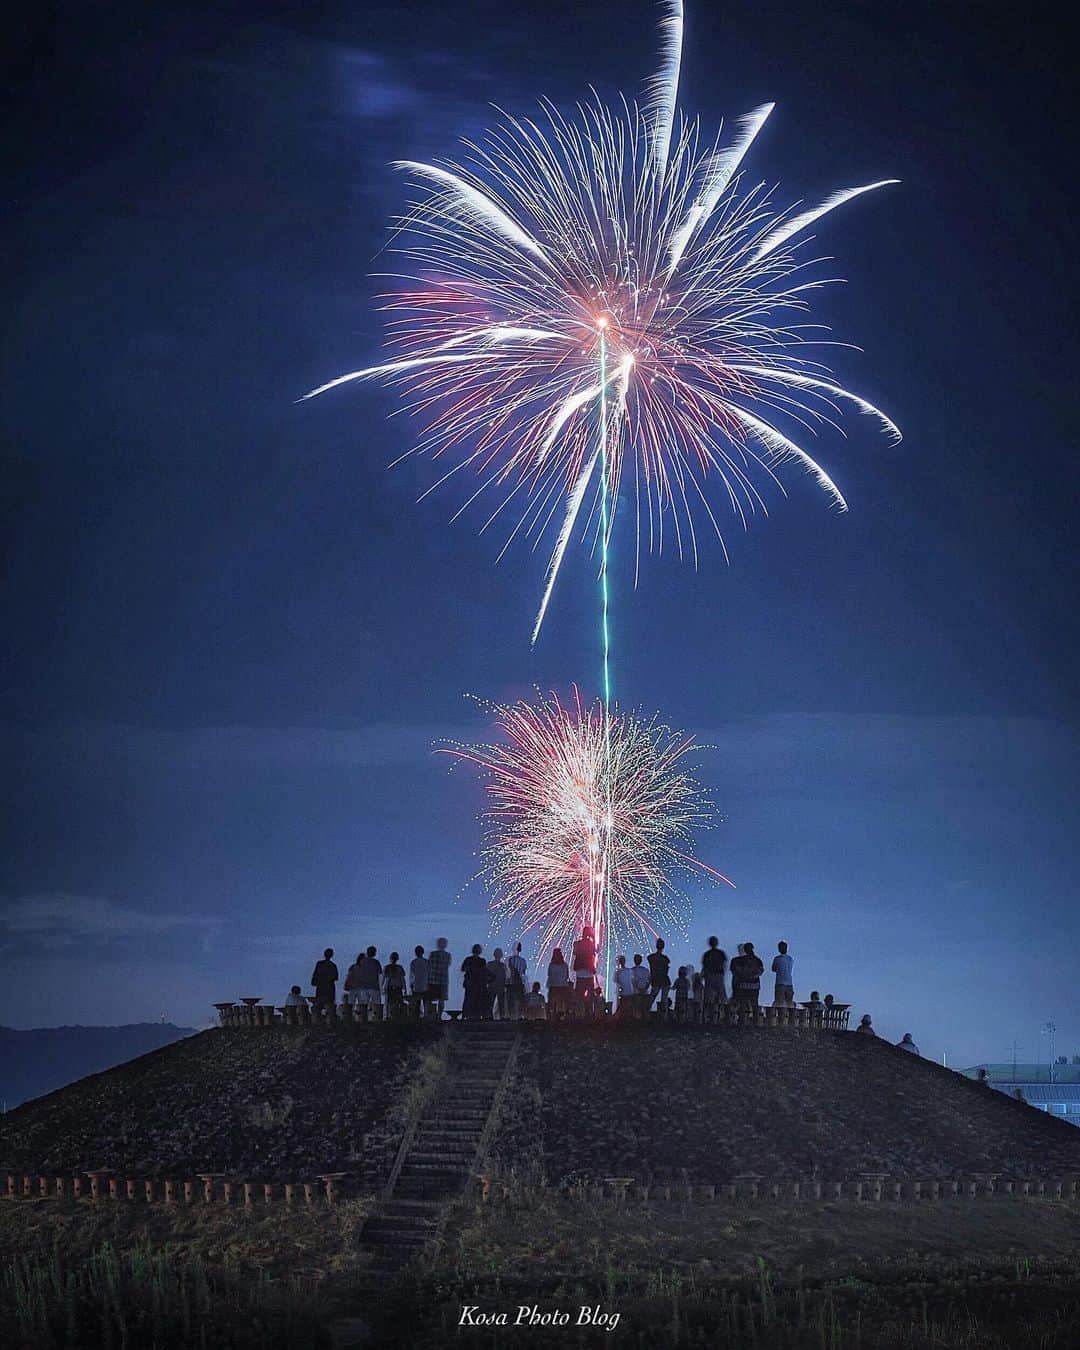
[1042,1021,1057,1084]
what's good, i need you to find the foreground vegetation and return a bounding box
[373,1189,1080,1348]
[3,1191,1080,1347]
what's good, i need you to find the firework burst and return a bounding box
[304,0,899,641]
[442,689,732,974]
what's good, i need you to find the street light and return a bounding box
[1042,1021,1057,1083]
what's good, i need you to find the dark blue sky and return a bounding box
[2,1,1076,1065]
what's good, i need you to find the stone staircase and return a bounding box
[361,1023,520,1279]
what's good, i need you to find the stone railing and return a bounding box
[7,1167,1078,1208]
[473,1171,1080,1205]
[212,999,852,1031]
[4,1170,356,1206]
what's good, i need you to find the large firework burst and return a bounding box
[442,689,732,972]
[304,0,899,641]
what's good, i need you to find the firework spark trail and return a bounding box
[303,0,899,641]
[441,689,733,975]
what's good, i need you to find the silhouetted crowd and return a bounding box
[292,928,865,1029]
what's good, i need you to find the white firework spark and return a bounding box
[304,0,900,641]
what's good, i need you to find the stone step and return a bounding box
[370,1212,437,1230]
[381,1199,441,1216]
[394,1177,464,1199]
[400,1161,471,1174]
[405,1155,472,1166]
[414,1131,482,1145]
[364,1225,431,1246]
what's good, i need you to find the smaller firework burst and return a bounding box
[442,689,732,982]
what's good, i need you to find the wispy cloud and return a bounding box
[0,894,221,950]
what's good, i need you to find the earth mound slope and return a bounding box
[496,1025,1080,1183]
[0,1024,437,1180]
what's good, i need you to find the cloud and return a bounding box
[0,894,221,950]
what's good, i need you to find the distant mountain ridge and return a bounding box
[0,1023,195,1111]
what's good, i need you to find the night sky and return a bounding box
[3,1,1076,1067]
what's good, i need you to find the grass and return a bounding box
[3,1241,330,1350]
[365,1188,1080,1348]
[5,1177,1080,1347]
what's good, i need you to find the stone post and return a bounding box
[213,1003,236,1026]
[912,1180,923,1201]
[182,1180,195,1204]
[106,1177,119,1201]
[263,1183,276,1203]
[243,1182,255,1206]
[240,997,261,1026]
[38,1176,49,1198]
[1051,1179,1064,1200]
[21,1175,33,1197]
[126,1179,138,1201]
[605,1177,633,1205]
[891,1179,903,1202]
[198,1173,224,1204]
[810,1179,823,1200]
[55,1177,66,1200]
[829,1180,842,1201]
[86,1170,111,1201]
[859,1173,888,1202]
[284,1182,296,1206]
[144,1180,155,1203]
[698,1183,715,1202]
[72,1176,84,1199]
[734,1174,760,1201]
[5,1175,15,1199]
[318,1172,346,1205]
[304,1182,316,1206]
[164,1179,177,1204]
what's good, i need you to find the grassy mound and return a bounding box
[496,1024,1080,1183]
[0,1024,439,1180]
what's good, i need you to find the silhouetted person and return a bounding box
[525,981,547,1020]
[730,941,764,1012]
[573,925,598,1005]
[546,946,570,1017]
[410,946,430,1019]
[487,947,508,1019]
[614,954,635,1017]
[673,966,690,1022]
[311,948,338,1012]
[630,953,650,1019]
[344,953,365,1007]
[647,938,671,1019]
[462,944,489,1020]
[383,952,406,1019]
[771,940,794,1007]
[507,942,527,1019]
[284,985,305,1007]
[428,937,451,1020]
[897,1032,920,1054]
[356,946,382,1021]
[701,936,727,1018]
[856,1013,875,1035]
